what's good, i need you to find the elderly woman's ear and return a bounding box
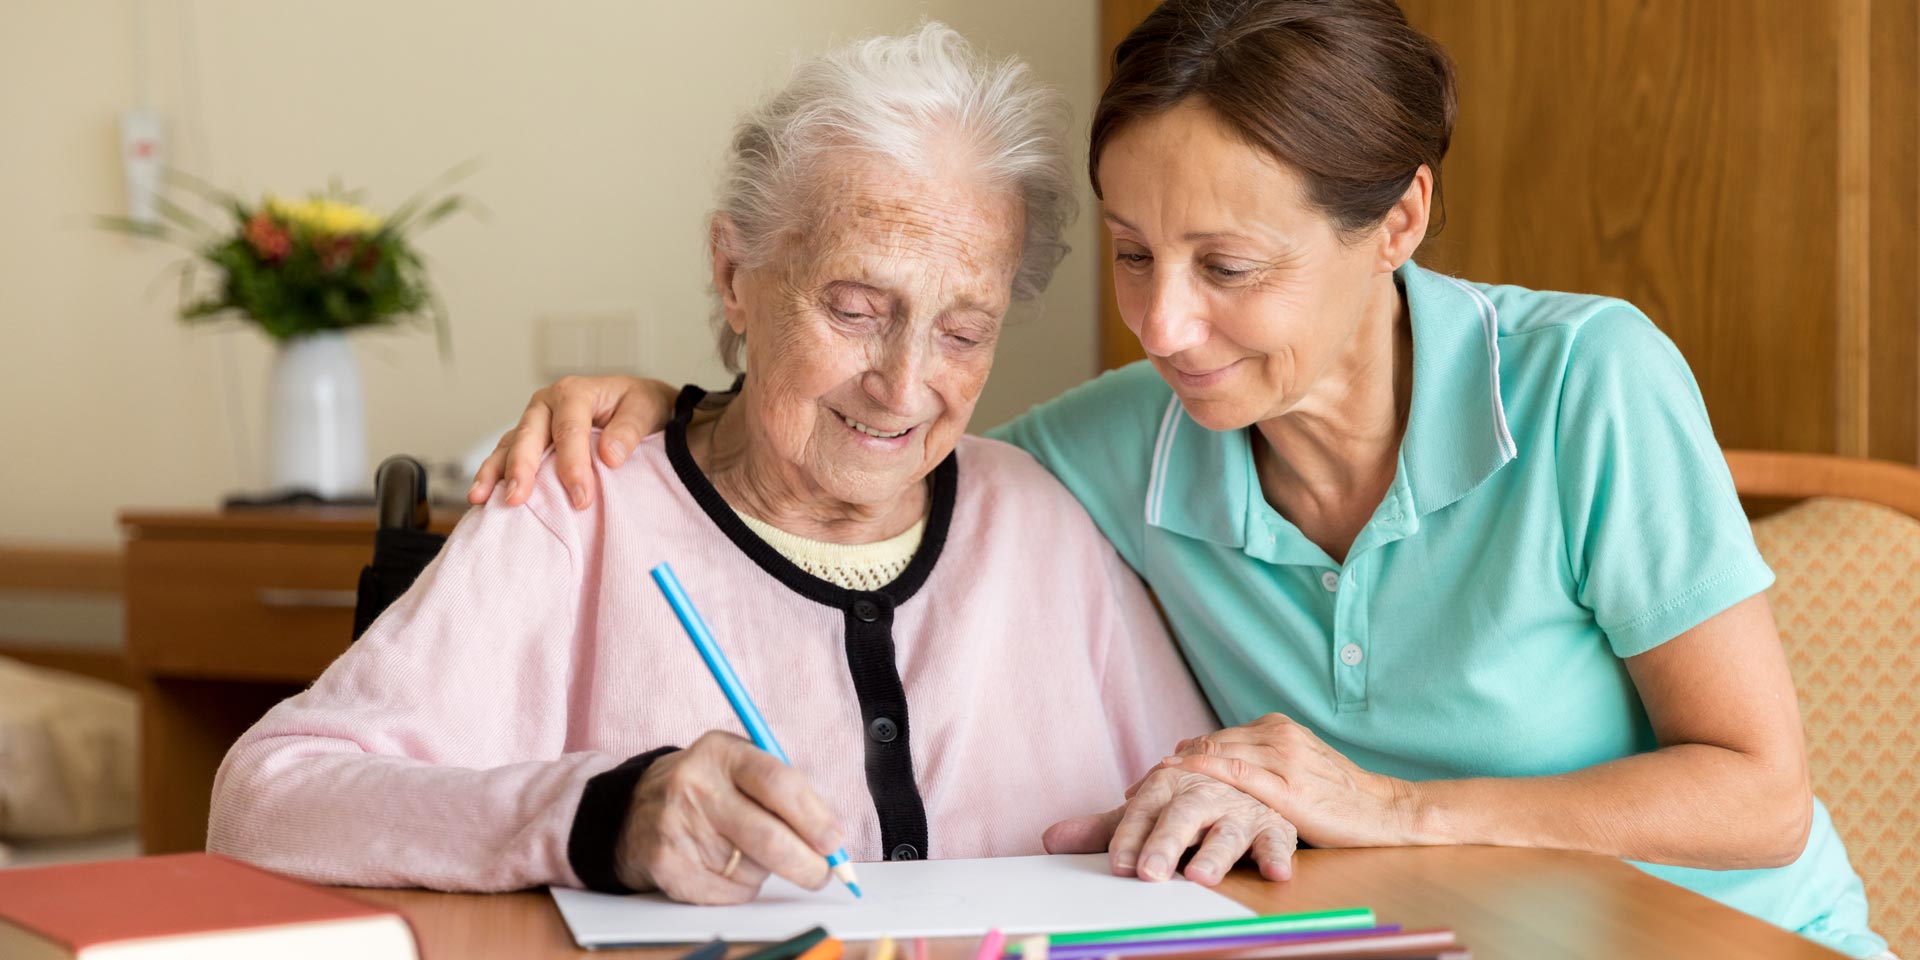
[709,215,749,333]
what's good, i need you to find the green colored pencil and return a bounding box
[1005,908,1377,953]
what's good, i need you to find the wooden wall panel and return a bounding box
[1398,0,1845,454]
[1095,0,1919,461]
[1869,0,1920,463]
[1837,0,1875,456]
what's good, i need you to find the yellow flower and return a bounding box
[265,195,384,236]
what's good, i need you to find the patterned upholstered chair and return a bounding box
[1731,450,1920,957]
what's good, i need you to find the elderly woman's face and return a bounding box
[1097,99,1402,432]
[719,161,1025,506]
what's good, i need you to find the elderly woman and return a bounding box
[207,24,1225,905]
[476,1,1890,955]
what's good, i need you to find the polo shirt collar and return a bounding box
[1142,261,1517,552]
[1143,391,1254,549]
[1398,262,1519,516]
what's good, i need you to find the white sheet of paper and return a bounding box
[550,853,1255,946]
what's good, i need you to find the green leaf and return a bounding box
[426,286,453,363]
[164,168,245,213]
[151,194,212,236]
[171,256,198,308]
[411,194,469,231]
[181,297,229,319]
[94,215,169,239]
[384,156,484,232]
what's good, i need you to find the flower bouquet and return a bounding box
[101,167,478,496]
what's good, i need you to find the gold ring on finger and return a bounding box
[722,847,743,878]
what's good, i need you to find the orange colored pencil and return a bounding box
[796,937,845,960]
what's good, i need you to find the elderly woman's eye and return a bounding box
[1207,263,1253,281]
[831,307,873,321]
[1114,252,1152,268]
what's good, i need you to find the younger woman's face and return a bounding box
[1097,98,1408,431]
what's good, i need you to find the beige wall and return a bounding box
[0,0,1099,546]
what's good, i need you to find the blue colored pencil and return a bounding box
[650,562,863,898]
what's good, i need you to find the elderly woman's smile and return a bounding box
[837,414,910,441]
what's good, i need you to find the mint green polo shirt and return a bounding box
[991,262,1884,957]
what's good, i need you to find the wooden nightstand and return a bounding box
[120,507,462,854]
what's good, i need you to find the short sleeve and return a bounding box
[986,361,1172,571]
[1554,307,1775,657]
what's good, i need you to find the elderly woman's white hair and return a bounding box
[711,21,1079,372]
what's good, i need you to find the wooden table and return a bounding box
[349,846,1847,960]
[121,507,462,854]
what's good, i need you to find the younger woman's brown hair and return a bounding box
[1090,0,1457,235]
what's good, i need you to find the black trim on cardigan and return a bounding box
[567,746,681,893]
[663,383,946,860]
[666,384,957,609]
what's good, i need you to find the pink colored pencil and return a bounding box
[974,929,1007,960]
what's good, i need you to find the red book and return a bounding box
[0,853,418,959]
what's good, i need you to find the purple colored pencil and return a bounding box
[1037,925,1403,960]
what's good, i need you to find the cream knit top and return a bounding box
[733,510,925,591]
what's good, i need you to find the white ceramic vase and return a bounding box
[267,331,366,497]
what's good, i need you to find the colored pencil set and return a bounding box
[676,911,1466,960]
[989,910,1465,960]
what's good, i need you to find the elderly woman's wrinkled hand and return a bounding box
[615,731,847,904]
[1149,713,1423,851]
[1043,767,1300,886]
[468,374,677,511]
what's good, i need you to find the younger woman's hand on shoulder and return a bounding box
[468,375,678,511]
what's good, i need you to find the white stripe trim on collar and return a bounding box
[1144,395,1184,526]
[1439,275,1519,461]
